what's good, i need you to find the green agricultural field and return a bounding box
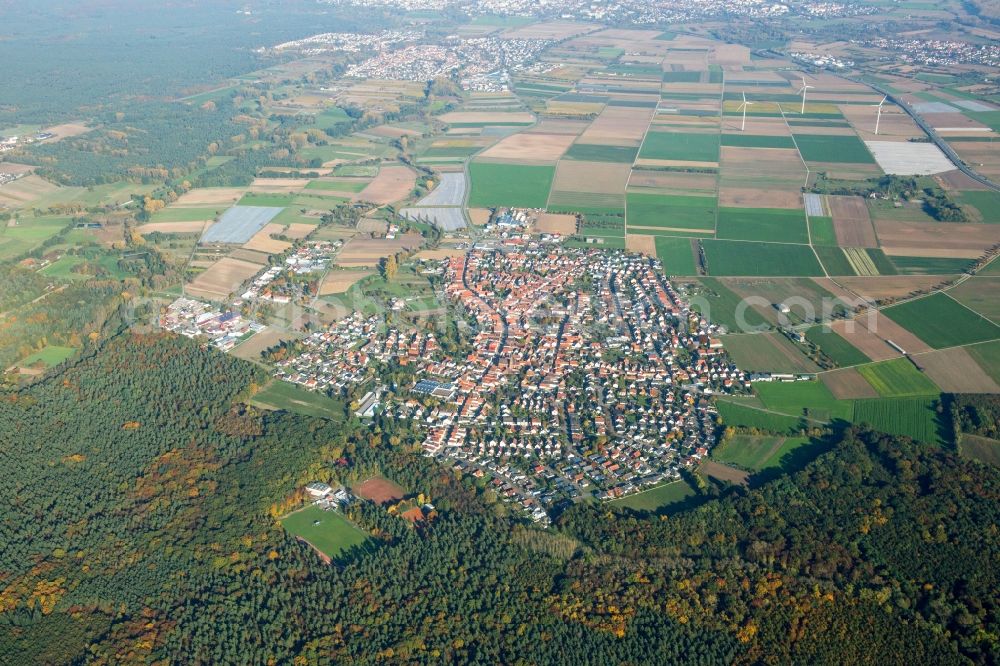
[639,131,720,163]
[716,207,809,244]
[713,434,812,471]
[238,193,296,207]
[610,479,696,512]
[662,71,703,83]
[754,379,853,422]
[0,217,71,259]
[468,162,555,208]
[805,326,870,367]
[967,340,1000,384]
[17,345,76,368]
[808,216,837,245]
[654,236,698,275]
[882,293,1000,348]
[720,134,796,149]
[946,278,1000,324]
[956,190,1000,223]
[853,396,944,444]
[39,255,90,280]
[794,134,875,164]
[563,144,639,163]
[888,256,974,275]
[715,399,804,434]
[721,333,820,374]
[305,179,369,193]
[627,192,716,231]
[281,506,369,559]
[690,277,768,331]
[250,381,346,420]
[702,240,824,276]
[151,207,222,222]
[856,358,940,397]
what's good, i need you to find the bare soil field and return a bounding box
[718,187,801,209]
[173,188,246,207]
[532,213,578,235]
[635,158,718,169]
[336,232,423,268]
[829,196,878,247]
[319,269,371,295]
[284,223,315,240]
[552,160,630,194]
[229,248,272,265]
[912,347,1000,393]
[357,218,388,234]
[231,327,299,362]
[625,234,657,255]
[41,123,93,141]
[438,111,535,125]
[369,124,423,138]
[478,132,576,163]
[525,119,590,135]
[0,175,61,206]
[355,165,416,204]
[250,178,310,194]
[874,220,1000,258]
[842,106,921,141]
[0,162,36,176]
[709,44,751,66]
[720,147,805,188]
[830,318,901,361]
[414,247,469,261]
[936,169,988,191]
[863,311,933,354]
[186,257,263,300]
[929,113,991,131]
[578,106,653,146]
[629,170,717,192]
[822,368,880,398]
[720,117,790,135]
[352,476,405,505]
[242,224,293,254]
[950,142,1000,179]
[833,275,953,302]
[468,208,492,226]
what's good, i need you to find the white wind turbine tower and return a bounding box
[738,91,754,131]
[872,95,887,135]
[797,77,814,114]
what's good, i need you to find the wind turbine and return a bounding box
[872,95,887,135]
[737,91,754,131]
[797,77,814,114]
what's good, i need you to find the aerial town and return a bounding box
[271,228,748,523]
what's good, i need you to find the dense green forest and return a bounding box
[0,331,996,664]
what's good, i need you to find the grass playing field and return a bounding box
[855,358,940,397]
[881,293,1000,349]
[702,240,824,277]
[17,345,77,368]
[250,380,346,420]
[467,162,555,208]
[712,434,812,471]
[715,207,809,244]
[281,505,369,559]
[609,478,696,512]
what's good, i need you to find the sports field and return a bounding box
[627,193,716,231]
[281,505,369,559]
[609,479,696,512]
[702,240,824,276]
[250,381,346,420]
[715,207,809,243]
[881,293,1000,349]
[855,358,940,397]
[468,162,555,208]
[712,434,812,471]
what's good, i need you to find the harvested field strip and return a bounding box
[844,247,879,276]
